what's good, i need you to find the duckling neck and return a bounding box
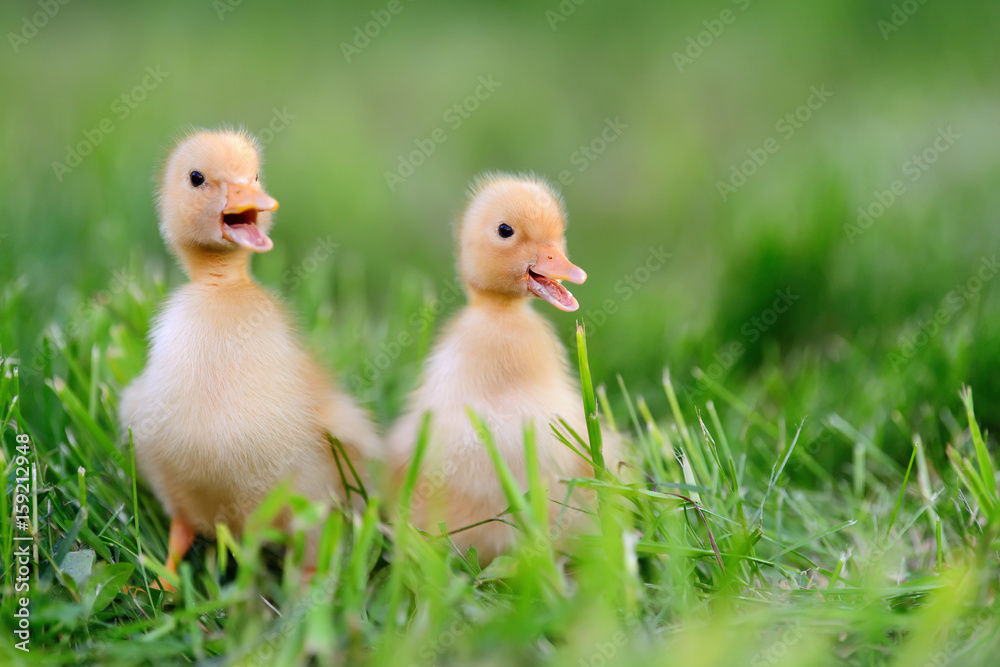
[465,288,531,313]
[179,247,253,285]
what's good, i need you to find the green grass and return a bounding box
[4,0,1000,664]
[2,281,999,664]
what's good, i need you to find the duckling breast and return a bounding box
[122,283,327,527]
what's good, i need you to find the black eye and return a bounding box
[189,171,205,187]
[498,223,514,238]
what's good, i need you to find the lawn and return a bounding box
[2,0,1000,665]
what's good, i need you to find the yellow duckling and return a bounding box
[120,129,378,584]
[387,172,621,561]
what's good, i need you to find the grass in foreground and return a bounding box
[2,273,1000,666]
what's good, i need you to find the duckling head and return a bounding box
[458,173,586,312]
[158,129,278,268]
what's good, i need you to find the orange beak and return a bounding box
[526,245,587,312]
[532,245,587,284]
[221,182,279,253]
[224,183,279,215]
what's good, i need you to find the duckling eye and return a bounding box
[497,223,514,239]
[189,171,206,187]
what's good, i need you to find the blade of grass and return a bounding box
[524,424,548,529]
[752,421,804,527]
[575,323,606,478]
[960,386,997,508]
[885,443,918,540]
[664,369,710,484]
[467,409,531,524]
[127,429,153,605]
[596,385,617,432]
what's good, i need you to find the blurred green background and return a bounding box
[2,0,998,470]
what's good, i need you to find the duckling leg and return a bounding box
[147,517,196,592]
[123,517,196,595]
[162,517,196,587]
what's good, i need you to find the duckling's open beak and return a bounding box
[527,245,587,312]
[221,183,279,253]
